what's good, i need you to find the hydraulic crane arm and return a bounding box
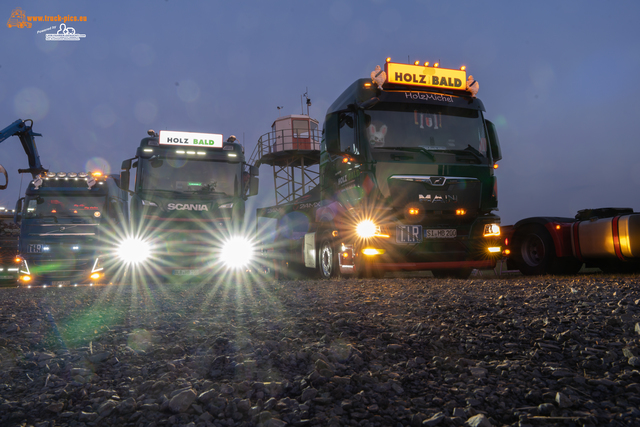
[0,119,47,178]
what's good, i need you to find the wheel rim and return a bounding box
[320,242,333,277]
[521,234,545,267]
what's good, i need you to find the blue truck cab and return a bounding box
[15,171,128,287]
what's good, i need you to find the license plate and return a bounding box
[28,244,43,253]
[425,229,457,238]
[396,225,423,243]
[53,280,71,286]
[0,275,14,279]
[173,269,200,276]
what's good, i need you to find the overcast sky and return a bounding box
[2,0,639,226]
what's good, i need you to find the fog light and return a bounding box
[362,248,385,256]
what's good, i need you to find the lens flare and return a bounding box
[117,237,151,265]
[356,220,377,238]
[221,237,255,269]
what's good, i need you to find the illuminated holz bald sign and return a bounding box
[385,62,467,90]
[159,130,223,148]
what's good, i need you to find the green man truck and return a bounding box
[0,212,21,285]
[119,130,259,280]
[257,59,502,279]
[16,171,128,287]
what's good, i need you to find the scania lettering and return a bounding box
[167,203,210,211]
[257,58,502,279]
[120,130,259,278]
[15,171,128,287]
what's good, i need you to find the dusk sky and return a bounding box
[2,0,639,226]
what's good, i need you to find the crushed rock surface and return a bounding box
[1,274,640,426]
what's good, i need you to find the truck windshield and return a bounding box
[364,105,488,156]
[24,195,105,219]
[140,158,239,196]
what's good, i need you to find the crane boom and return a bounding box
[0,119,47,179]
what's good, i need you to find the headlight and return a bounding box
[483,223,501,237]
[356,220,378,238]
[117,237,152,264]
[220,237,255,269]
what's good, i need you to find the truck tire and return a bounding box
[318,234,338,279]
[513,224,555,275]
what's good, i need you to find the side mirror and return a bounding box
[120,170,130,192]
[249,176,259,197]
[0,164,7,190]
[121,159,132,170]
[14,197,24,223]
[323,114,340,154]
[250,165,259,177]
[486,120,502,162]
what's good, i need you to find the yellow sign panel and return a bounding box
[385,62,467,90]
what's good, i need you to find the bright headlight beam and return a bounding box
[356,220,378,238]
[221,237,255,269]
[117,237,152,265]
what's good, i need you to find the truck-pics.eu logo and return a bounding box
[7,8,87,41]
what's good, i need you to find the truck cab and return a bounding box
[120,130,259,279]
[258,59,503,279]
[16,172,128,287]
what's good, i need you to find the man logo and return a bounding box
[428,177,446,186]
[419,194,457,203]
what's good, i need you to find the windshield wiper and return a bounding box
[439,145,485,163]
[145,189,185,195]
[375,146,435,161]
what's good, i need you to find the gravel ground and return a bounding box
[1,273,640,427]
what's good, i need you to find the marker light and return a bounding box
[364,82,371,88]
[14,256,21,264]
[221,237,255,269]
[503,249,511,255]
[456,209,467,216]
[356,220,378,238]
[117,237,152,265]
[483,224,501,237]
[386,57,391,63]
[92,171,102,177]
[176,150,185,154]
[408,208,420,215]
[556,224,561,230]
[90,272,101,280]
[94,212,101,218]
[56,172,66,178]
[414,60,420,65]
[460,66,466,71]
[434,63,439,68]
[20,275,31,282]
[68,172,77,178]
[493,164,499,169]
[424,62,429,66]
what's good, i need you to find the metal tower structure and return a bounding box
[249,114,321,205]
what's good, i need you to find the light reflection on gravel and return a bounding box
[1,274,639,426]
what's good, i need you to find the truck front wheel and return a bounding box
[318,234,338,279]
